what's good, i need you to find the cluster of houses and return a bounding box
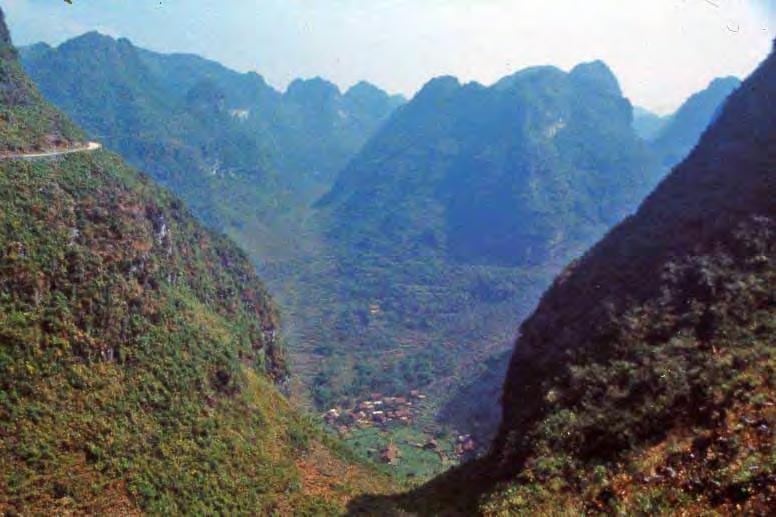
[454,434,477,456]
[322,390,427,432]
[321,389,479,467]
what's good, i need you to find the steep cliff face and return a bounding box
[485,43,774,515]
[0,10,390,514]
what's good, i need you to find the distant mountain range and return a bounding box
[633,76,741,170]
[20,33,403,263]
[309,60,663,417]
[21,33,404,199]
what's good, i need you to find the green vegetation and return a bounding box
[308,61,662,431]
[481,230,774,515]
[7,4,770,515]
[0,12,393,513]
[16,22,751,493]
[0,148,394,515]
[343,425,457,484]
[348,40,775,517]
[20,29,737,451]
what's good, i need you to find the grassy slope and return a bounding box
[0,127,393,517]
[0,10,392,513]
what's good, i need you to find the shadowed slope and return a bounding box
[348,41,774,517]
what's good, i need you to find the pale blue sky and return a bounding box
[3,0,774,114]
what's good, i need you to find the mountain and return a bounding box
[323,60,656,267]
[0,11,390,513]
[19,33,279,237]
[20,35,403,202]
[352,41,774,516]
[19,35,406,414]
[19,34,403,271]
[307,61,661,420]
[268,77,405,196]
[632,106,668,140]
[651,76,741,168]
[134,46,281,111]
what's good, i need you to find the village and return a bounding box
[322,389,426,429]
[322,390,477,467]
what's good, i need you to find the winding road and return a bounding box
[0,141,101,160]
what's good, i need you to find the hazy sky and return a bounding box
[4,0,774,113]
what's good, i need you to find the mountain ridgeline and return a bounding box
[352,41,775,515]
[307,60,663,419]
[0,11,391,514]
[21,33,403,197]
[19,33,403,262]
[649,76,741,168]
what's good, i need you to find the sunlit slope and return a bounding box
[0,8,392,514]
